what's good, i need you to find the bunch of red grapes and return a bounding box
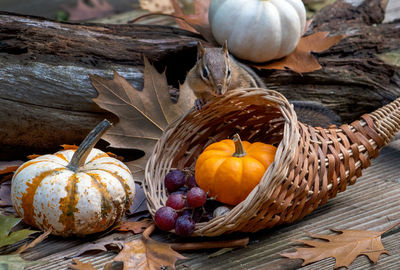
[154,169,218,236]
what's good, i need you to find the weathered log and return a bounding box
[0,11,202,159]
[1,0,400,159]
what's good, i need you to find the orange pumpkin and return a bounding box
[195,134,276,205]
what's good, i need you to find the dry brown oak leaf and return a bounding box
[254,32,343,73]
[108,238,185,270]
[281,224,400,269]
[116,219,153,234]
[90,57,195,181]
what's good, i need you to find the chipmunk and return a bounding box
[182,41,265,109]
[181,41,342,127]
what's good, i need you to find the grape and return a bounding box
[164,170,186,192]
[186,175,197,188]
[181,209,192,217]
[166,194,186,210]
[175,215,195,236]
[154,206,178,231]
[192,207,203,223]
[177,186,189,193]
[186,187,207,208]
[200,212,214,222]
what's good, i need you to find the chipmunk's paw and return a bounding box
[195,99,206,110]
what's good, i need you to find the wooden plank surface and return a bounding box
[0,135,397,270]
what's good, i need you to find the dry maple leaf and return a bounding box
[255,32,343,73]
[281,223,400,269]
[116,219,153,234]
[90,57,195,181]
[63,0,114,21]
[112,238,186,270]
[69,259,96,270]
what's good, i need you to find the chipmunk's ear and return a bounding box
[197,42,206,60]
[222,40,229,56]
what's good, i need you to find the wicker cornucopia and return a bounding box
[144,88,400,237]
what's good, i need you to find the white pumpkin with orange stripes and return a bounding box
[11,120,135,236]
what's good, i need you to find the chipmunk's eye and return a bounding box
[227,68,231,77]
[202,68,208,78]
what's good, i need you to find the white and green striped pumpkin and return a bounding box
[11,120,135,236]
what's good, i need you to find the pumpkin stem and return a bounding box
[232,134,247,157]
[67,119,112,172]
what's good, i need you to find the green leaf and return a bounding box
[0,216,37,248]
[0,254,42,270]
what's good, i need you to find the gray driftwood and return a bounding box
[0,0,399,159]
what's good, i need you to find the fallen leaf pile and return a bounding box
[282,223,400,268]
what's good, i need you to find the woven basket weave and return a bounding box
[144,88,400,237]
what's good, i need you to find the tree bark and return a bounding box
[0,0,399,159]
